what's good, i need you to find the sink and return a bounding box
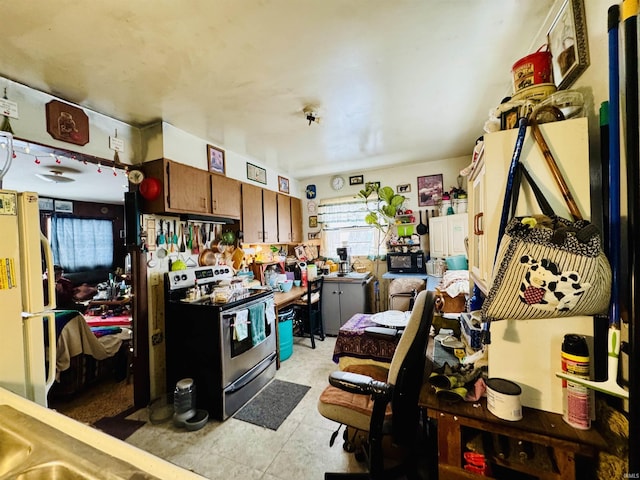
[0,405,160,480]
[0,428,33,477]
[15,462,95,480]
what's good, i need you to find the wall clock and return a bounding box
[128,169,145,185]
[331,175,345,191]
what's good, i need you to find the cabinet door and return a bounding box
[167,161,210,213]
[483,118,590,274]
[468,159,489,292]
[262,190,278,243]
[241,183,264,243]
[290,197,303,243]
[211,175,241,219]
[277,194,292,243]
[428,216,448,258]
[322,283,342,335]
[447,213,468,257]
[338,282,365,325]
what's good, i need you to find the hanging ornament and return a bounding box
[97,162,102,173]
[112,165,117,176]
[55,155,61,164]
[1,88,14,135]
[34,157,40,165]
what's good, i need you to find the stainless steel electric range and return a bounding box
[164,266,276,420]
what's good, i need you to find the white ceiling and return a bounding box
[0,0,555,203]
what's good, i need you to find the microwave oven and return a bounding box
[386,251,425,274]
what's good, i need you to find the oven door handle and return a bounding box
[225,352,276,393]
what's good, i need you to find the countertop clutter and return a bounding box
[0,387,206,480]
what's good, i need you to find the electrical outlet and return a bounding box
[152,329,163,345]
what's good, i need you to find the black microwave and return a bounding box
[386,252,425,274]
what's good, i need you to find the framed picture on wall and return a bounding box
[349,175,364,185]
[207,144,225,175]
[417,174,443,207]
[547,0,589,90]
[396,184,411,193]
[309,215,318,228]
[278,175,290,194]
[247,162,267,184]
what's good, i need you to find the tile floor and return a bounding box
[125,335,368,479]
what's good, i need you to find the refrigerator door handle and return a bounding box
[22,311,57,396]
[40,233,56,310]
[42,310,56,393]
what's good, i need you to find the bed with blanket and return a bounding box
[48,310,132,397]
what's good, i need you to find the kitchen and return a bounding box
[0,0,635,479]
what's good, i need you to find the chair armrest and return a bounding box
[328,371,392,397]
[364,326,401,340]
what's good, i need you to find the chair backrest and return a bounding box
[386,289,435,445]
[304,276,324,311]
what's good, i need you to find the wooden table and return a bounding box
[419,384,607,479]
[273,286,306,369]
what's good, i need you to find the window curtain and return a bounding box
[50,216,114,272]
[317,197,388,259]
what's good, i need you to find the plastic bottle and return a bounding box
[561,334,592,429]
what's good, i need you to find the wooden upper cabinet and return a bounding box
[241,183,264,243]
[277,194,292,243]
[262,189,278,243]
[211,175,241,219]
[140,159,210,214]
[290,197,303,243]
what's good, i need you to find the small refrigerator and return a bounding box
[0,190,57,406]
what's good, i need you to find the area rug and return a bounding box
[93,406,146,440]
[234,379,310,430]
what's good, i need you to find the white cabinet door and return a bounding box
[448,213,468,257]
[468,158,489,293]
[428,216,447,258]
[428,213,468,258]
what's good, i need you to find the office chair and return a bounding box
[292,276,325,348]
[317,290,435,479]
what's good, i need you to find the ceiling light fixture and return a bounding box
[303,105,320,126]
[35,169,75,183]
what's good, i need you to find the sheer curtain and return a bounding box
[317,197,387,259]
[50,216,114,272]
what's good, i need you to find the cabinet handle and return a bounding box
[213,200,217,211]
[474,213,484,235]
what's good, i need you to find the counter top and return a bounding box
[0,387,206,479]
[322,272,372,283]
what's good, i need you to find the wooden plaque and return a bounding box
[45,100,90,146]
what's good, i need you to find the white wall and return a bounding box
[298,155,469,240]
[0,76,140,165]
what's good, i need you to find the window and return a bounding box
[317,197,388,259]
[50,216,114,272]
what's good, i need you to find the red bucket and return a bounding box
[512,45,553,93]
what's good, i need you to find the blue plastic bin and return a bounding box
[278,307,294,362]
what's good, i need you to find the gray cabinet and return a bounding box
[322,276,372,335]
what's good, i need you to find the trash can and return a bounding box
[278,307,294,362]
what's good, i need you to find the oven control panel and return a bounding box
[167,265,234,290]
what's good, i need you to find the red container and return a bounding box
[512,45,553,93]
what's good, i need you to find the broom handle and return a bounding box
[529,119,583,221]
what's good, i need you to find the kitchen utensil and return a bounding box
[147,252,157,268]
[157,219,165,247]
[187,224,193,252]
[193,224,200,255]
[198,248,216,266]
[416,211,427,235]
[172,220,178,252]
[179,223,186,252]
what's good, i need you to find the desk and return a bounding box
[419,384,607,480]
[273,286,306,369]
[332,313,400,369]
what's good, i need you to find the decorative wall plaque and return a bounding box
[45,100,89,146]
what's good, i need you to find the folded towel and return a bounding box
[233,309,249,341]
[265,298,276,326]
[249,302,266,346]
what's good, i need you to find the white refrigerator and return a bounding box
[0,189,57,406]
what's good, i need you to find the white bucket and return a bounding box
[486,378,522,421]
